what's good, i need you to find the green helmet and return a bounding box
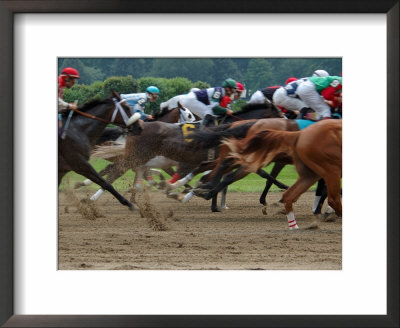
[222,78,237,88]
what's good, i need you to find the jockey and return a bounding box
[234,82,246,100]
[179,78,238,123]
[249,77,297,105]
[295,75,342,120]
[58,67,80,113]
[159,87,200,112]
[121,86,160,121]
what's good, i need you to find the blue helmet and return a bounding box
[146,86,160,94]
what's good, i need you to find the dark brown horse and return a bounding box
[225,119,342,229]
[58,93,142,210]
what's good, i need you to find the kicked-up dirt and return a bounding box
[58,189,341,270]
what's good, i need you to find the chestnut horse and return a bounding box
[225,119,342,229]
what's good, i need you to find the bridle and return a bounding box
[70,98,133,127]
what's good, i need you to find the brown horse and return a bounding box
[225,119,342,229]
[75,105,198,194]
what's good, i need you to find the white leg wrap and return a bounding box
[312,195,321,212]
[287,211,299,230]
[182,191,194,203]
[171,173,194,189]
[90,189,104,201]
[83,179,93,186]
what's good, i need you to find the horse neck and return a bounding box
[156,109,180,123]
[73,102,115,143]
[227,108,278,122]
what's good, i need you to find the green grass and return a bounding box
[59,159,316,193]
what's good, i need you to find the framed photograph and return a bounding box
[1,1,398,327]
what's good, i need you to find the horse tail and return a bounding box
[223,129,300,172]
[91,141,126,160]
[191,121,256,148]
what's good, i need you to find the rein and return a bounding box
[71,98,131,127]
[71,107,114,124]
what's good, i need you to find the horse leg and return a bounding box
[73,157,135,210]
[90,161,127,201]
[210,180,229,212]
[324,173,342,217]
[199,167,248,200]
[199,158,237,190]
[280,164,319,230]
[313,179,326,214]
[220,186,228,210]
[75,161,119,189]
[134,167,145,190]
[258,162,286,206]
[170,161,215,190]
[211,194,220,212]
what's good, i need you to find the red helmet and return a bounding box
[285,77,297,85]
[236,81,245,91]
[61,67,80,79]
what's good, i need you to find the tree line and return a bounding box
[59,58,342,94]
[62,75,211,113]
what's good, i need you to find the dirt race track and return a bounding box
[58,189,342,270]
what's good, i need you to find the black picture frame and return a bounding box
[1,1,398,327]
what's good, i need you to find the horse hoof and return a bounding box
[175,194,184,202]
[212,208,221,212]
[289,224,300,230]
[323,212,337,222]
[128,203,136,211]
[262,207,268,215]
[166,192,183,201]
[305,221,319,229]
[204,194,213,201]
[74,182,83,189]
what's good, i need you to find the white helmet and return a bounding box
[189,87,200,93]
[313,69,329,77]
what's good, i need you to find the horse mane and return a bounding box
[78,98,113,112]
[153,107,175,120]
[235,102,276,115]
